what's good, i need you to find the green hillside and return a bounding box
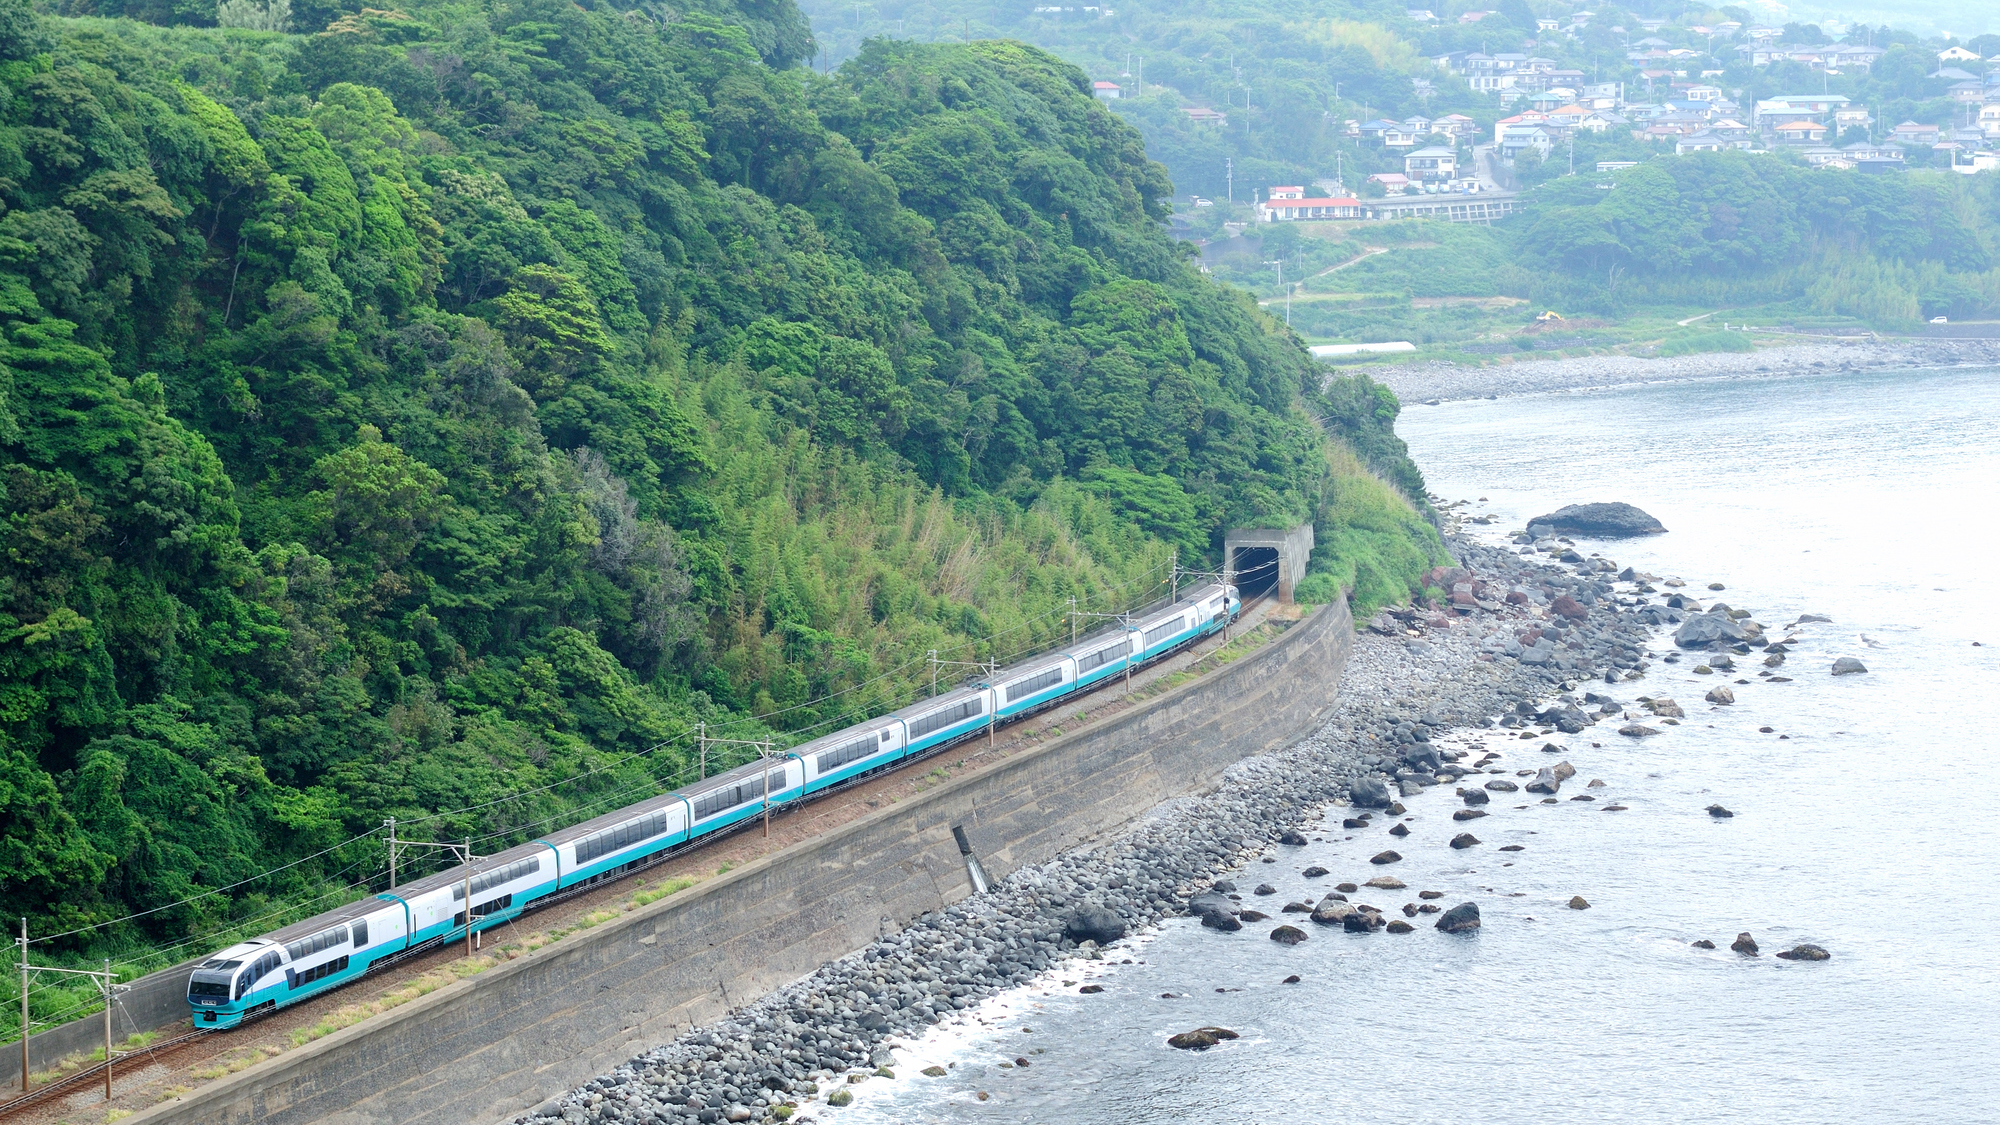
[0,0,1440,1006]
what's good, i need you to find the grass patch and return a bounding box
[1654,329,1756,356]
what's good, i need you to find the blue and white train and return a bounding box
[186,582,1240,1027]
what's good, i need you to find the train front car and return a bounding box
[185,941,277,1029]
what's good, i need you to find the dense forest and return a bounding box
[0,0,1440,1011]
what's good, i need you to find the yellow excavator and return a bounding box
[1534,310,1564,322]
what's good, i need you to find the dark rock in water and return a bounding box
[1186,891,1234,917]
[1419,890,1444,900]
[1237,909,1270,922]
[1283,975,1302,984]
[1279,830,1309,846]
[1309,901,1357,926]
[1079,983,1104,994]
[1269,925,1308,945]
[1253,883,1276,896]
[1343,910,1381,933]
[1389,822,1411,838]
[1462,788,1491,806]
[1370,850,1403,865]
[1167,1028,1237,1051]
[1364,876,1406,890]
[1342,817,1370,829]
[1526,502,1667,539]
[1705,686,1735,705]
[1302,866,1329,879]
[1211,881,1237,894]
[1793,614,1832,625]
[1731,932,1760,956]
[1484,779,1519,792]
[1618,724,1661,738]
[1436,903,1482,933]
[1832,656,1868,675]
[1568,896,1590,910]
[1675,612,1746,649]
[1692,939,1717,950]
[1200,909,1243,932]
[1775,944,1831,962]
[1499,844,1525,852]
[1349,777,1393,808]
[1525,767,1562,795]
[1336,882,1359,893]
[1453,808,1489,822]
[1450,833,1480,849]
[1402,902,1421,917]
[1065,907,1127,945]
[1385,919,1415,934]
[1281,901,1313,914]
[1707,804,1734,818]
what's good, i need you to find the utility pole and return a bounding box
[1226,157,1234,203]
[384,817,397,889]
[462,841,473,957]
[697,721,706,779]
[17,918,26,1094]
[1069,596,1077,644]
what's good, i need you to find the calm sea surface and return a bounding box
[830,366,2000,1125]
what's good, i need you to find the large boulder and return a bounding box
[1200,909,1243,932]
[1435,902,1482,933]
[1064,906,1127,945]
[1832,657,1868,676]
[1185,891,1235,917]
[1349,777,1394,809]
[1524,767,1562,795]
[1526,502,1666,539]
[1675,612,1746,649]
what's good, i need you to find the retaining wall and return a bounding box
[128,597,1352,1125]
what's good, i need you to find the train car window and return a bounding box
[289,955,350,989]
[907,696,984,739]
[285,924,348,962]
[1075,644,1123,672]
[1142,617,1185,647]
[352,920,368,949]
[693,780,763,820]
[1004,666,1064,702]
[574,811,670,866]
[879,730,893,743]
[816,735,877,772]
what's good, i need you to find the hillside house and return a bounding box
[1890,121,1942,145]
[1938,46,1981,62]
[1183,106,1228,126]
[1774,120,1829,144]
[1433,114,1480,138]
[1257,194,1363,221]
[1981,104,2000,139]
[1404,146,1459,181]
[1093,81,1120,100]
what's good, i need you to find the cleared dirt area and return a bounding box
[10,601,1301,1125]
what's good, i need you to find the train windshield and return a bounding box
[187,975,233,997]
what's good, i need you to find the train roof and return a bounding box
[539,788,689,847]
[886,681,987,722]
[384,838,554,898]
[1059,581,1230,655]
[785,714,902,759]
[265,894,396,943]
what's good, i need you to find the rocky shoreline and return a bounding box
[1371,338,2000,404]
[523,530,1678,1125]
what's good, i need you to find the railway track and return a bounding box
[0,1025,210,1119]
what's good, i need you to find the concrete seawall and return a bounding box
[128,598,1353,1125]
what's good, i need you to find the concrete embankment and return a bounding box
[126,598,1353,1125]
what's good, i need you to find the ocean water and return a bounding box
[827,366,2000,1125]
